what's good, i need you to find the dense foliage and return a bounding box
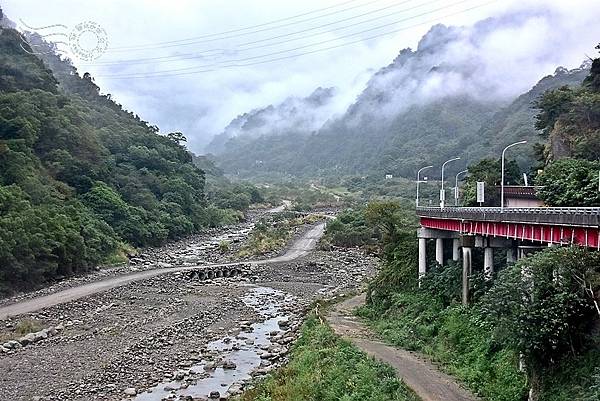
[532,47,600,206]
[535,158,600,206]
[535,46,600,162]
[481,247,600,397]
[321,208,372,248]
[0,28,255,293]
[238,313,419,401]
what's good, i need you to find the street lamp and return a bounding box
[441,157,461,208]
[501,140,527,212]
[454,169,468,206]
[416,165,433,208]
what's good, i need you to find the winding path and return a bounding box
[0,223,325,320]
[326,294,480,401]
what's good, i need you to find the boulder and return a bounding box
[157,262,173,268]
[18,333,37,346]
[46,326,58,336]
[33,330,48,342]
[123,388,137,396]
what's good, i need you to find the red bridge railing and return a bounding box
[417,207,600,248]
[416,207,600,228]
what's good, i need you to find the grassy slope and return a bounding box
[358,290,600,401]
[358,291,527,401]
[239,314,420,401]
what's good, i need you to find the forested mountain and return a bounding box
[0,21,242,293]
[207,87,337,154]
[210,21,589,179]
[532,48,600,207]
[463,64,590,167]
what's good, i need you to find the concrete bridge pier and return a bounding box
[417,228,460,285]
[418,238,427,281]
[435,239,444,266]
[452,239,460,261]
[462,246,472,306]
[507,247,517,264]
[484,247,494,279]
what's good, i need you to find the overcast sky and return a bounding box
[2,0,600,152]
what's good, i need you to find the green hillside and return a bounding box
[0,27,237,293]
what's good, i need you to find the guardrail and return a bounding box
[416,207,600,227]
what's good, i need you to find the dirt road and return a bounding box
[327,294,480,401]
[0,223,325,320]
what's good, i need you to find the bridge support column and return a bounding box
[507,247,517,264]
[452,239,460,262]
[462,247,472,306]
[435,238,444,266]
[484,247,494,279]
[418,238,427,284]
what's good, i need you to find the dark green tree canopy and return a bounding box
[0,26,261,294]
[535,158,600,206]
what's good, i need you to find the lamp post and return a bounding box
[441,157,461,208]
[501,140,527,212]
[416,165,433,208]
[454,169,468,206]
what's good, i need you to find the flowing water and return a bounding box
[135,286,294,400]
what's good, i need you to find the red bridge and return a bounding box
[418,207,600,249]
[415,207,600,304]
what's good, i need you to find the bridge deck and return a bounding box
[417,207,600,248]
[417,207,600,228]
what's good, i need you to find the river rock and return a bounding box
[158,262,173,268]
[34,330,48,341]
[123,387,137,396]
[18,333,37,346]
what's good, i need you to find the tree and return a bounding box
[534,86,576,137]
[535,158,600,206]
[167,131,187,145]
[462,158,521,206]
[480,247,600,400]
[535,50,600,162]
[582,43,600,92]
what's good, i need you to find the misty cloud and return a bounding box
[2,0,599,153]
[347,5,600,125]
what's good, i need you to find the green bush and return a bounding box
[218,240,230,253]
[359,290,528,401]
[322,209,372,248]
